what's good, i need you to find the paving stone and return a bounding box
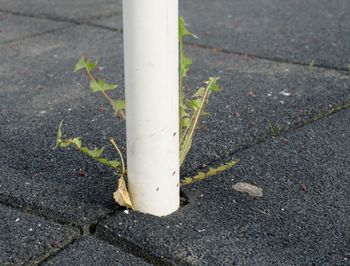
[179,0,350,70]
[96,109,350,265]
[0,11,69,44]
[0,0,122,22]
[182,47,350,172]
[93,15,123,30]
[0,25,125,228]
[43,236,150,265]
[0,204,79,265]
[0,24,349,228]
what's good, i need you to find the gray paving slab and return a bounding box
[0,12,69,44]
[43,235,150,265]
[182,47,350,172]
[0,204,79,265]
[93,15,123,30]
[0,25,125,228]
[0,0,122,22]
[96,109,350,265]
[179,0,350,70]
[0,24,349,228]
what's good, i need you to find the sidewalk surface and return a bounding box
[0,0,349,265]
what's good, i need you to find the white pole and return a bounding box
[123,0,179,216]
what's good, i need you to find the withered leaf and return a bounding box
[113,175,134,209]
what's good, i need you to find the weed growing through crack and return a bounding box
[268,120,281,138]
[56,17,239,209]
[309,59,315,70]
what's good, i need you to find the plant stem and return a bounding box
[85,69,126,120]
[110,138,126,175]
[179,79,214,165]
[179,39,185,141]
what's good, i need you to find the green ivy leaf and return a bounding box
[90,79,118,92]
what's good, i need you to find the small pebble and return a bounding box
[233,182,263,197]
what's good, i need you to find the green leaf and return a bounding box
[72,137,82,148]
[207,77,221,92]
[74,58,98,72]
[89,147,105,158]
[114,99,126,111]
[86,58,98,72]
[193,87,206,97]
[59,142,71,148]
[181,54,192,78]
[181,160,240,186]
[179,17,197,141]
[57,120,63,140]
[188,99,201,111]
[54,124,121,170]
[90,79,118,92]
[74,58,86,72]
[181,117,190,128]
[98,158,120,169]
[309,59,315,70]
[179,77,222,165]
[108,160,121,169]
[179,16,197,39]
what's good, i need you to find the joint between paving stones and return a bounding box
[184,41,350,73]
[94,229,174,266]
[1,7,348,75]
[0,24,76,46]
[0,200,86,235]
[0,8,122,35]
[0,202,82,265]
[0,8,121,25]
[2,8,346,75]
[0,202,133,265]
[34,235,84,266]
[182,100,350,179]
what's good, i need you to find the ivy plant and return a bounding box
[56,17,239,209]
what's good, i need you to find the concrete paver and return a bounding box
[0,22,349,229]
[0,0,350,264]
[180,0,350,70]
[0,205,79,265]
[97,109,350,265]
[43,236,150,265]
[0,0,122,22]
[0,11,69,44]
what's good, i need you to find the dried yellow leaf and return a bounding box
[113,175,134,209]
